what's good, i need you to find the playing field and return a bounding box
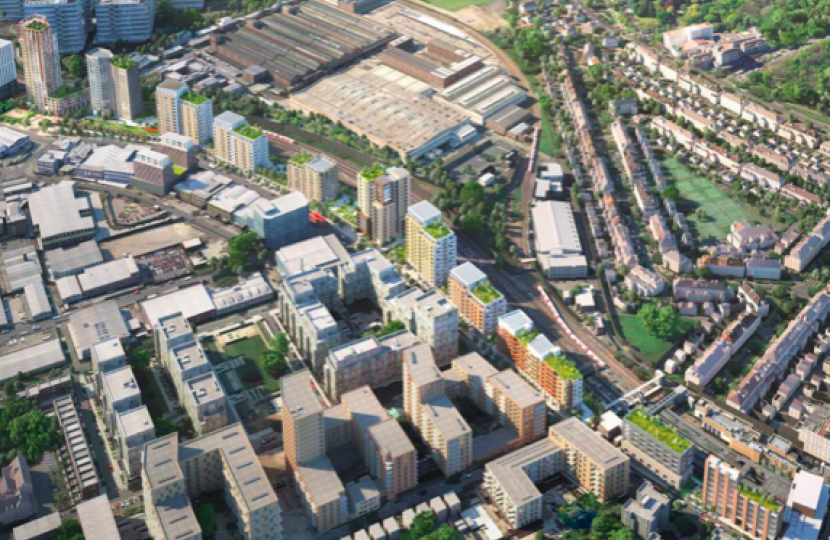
[620,314,696,364]
[661,157,754,239]
[423,0,494,10]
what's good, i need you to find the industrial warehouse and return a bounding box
[205,1,394,91]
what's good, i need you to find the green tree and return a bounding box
[54,519,85,540]
[269,334,289,356]
[195,502,217,538]
[609,528,637,540]
[227,231,262,271]
[404,512,437,540]
[460,181,486,204]
[661,184,680,201]
[590,515,622,540]
[261,351,287,378]
[62,55,86,78]
[639,304,680,340]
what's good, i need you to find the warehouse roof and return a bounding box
[0,339,65,383]
[68,300,130,358]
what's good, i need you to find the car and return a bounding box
[32,325,40,331]
[0,329,8,334]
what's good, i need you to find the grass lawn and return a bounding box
[422,0,494,10]
[620,314,696,364]
[223,336,281,392]
[660,157,758,239]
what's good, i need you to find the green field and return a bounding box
[620,314,696,364]
[422,0,494,10]
[661,157,755,239]
[224,336,281,392]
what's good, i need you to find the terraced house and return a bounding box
[448,262,507,335]
[622,408,694,488]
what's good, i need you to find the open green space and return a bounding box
[661,157,756,239]
[223,335,281,391]
[422,0,494,11]
[620,314,695,363]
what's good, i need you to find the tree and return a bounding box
[404,513,437,540]
[609,528,637,540]
[54,519,85,540]
[269,334,289,356]
[661,184,680,201]
[227,231,262,271]
[590,515,622,540]
[460,181,486,204]
[696,265,712,279]
[261,351,287,378]
[62,55,86,78]
[195,502,217,538]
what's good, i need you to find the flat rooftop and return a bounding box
[550,417,629,469]
[282,370,324,420]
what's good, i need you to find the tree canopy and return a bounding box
[637,304,681,340]
[0,395,61,464]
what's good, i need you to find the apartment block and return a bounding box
[156,132,197,171]
[130,148,174,195]
[549,418,629,502]
[403,345,473,476]
[111,56,143,121]
[115,406,155,478]
[702,455,788,540]
[19,16,62,111]
[451,353,546,448]
[621,408,694,488]
[143,425,283,540]
[448,262,507,335]
[288,152,339,204]
[323,330,419,401]
[101,365,142,430]
[406,201,457,286]
[155,79,187,137]
[497,310,582,410]
[357,166,411,244]
[86,48,115,116]
[94,0,154,44]
[90,336,126,392]
[232,192,310,249]
[180,91,213,144]
[23,0,87,54]
[621,482,670,539]
[282,371,347,532]
[0,40,16,99]
[279,269,342,372]
[213,111,269,173]
[484,437,564,529]
[154,312,228,435]
[341,387,417,500]
[388,288,458,366]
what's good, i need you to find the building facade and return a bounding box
[23,0,87,54]
[130,148,174,195]
[448,262,507,335]
[111,56,143,121]
[94,0,154,44]
[213,111,269,173]
[621,482,670,539]
[19,16,62,111]
[357,166,410,244]
[622,408,694,489]
[155,79,186,136]
[406,201,457,287]
[287,152,339,204]
[86,48,115,116]
[180,91,213,144]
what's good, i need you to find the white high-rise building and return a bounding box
[86,48,115,116]
[23,0,88,54]
[94,0,153,44]
[213,111,269,173]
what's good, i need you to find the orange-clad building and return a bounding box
[448,262,507,335]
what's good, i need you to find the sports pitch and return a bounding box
[661,157,755,239]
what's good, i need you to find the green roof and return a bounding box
[25,20,48,31]
[360,163,385,181]
[471,280,502,305]
[50,85,84,99]
[737,485,781,511]
[112,56,137,70]
[517,328,539,347]
[627,408,691,453]
[424,223,452,240]
[234,125,263,140]
[181,92,208,105]
[173,165,187,176]
[290,151,314,166]
[544,354,581,381]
